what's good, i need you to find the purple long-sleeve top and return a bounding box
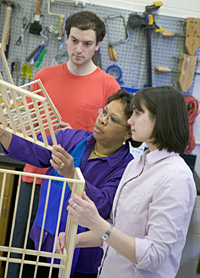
[3,128,133,274]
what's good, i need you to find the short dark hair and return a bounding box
[131,86,189,154]
[107,89,142,148]
[65,11,106,43]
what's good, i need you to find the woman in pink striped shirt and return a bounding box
[57,86,196,278]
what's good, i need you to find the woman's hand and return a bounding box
[50,144,75,178]
[55,232,66,254]
[0,126,12,151]
[55,122,72,133]
[67,192,101,231]
[55,230,103,253]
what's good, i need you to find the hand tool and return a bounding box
[35,48,47,68]
[30,44,45,64]
[178,53,198,92]
[155,66,200,75]
[15,17,30,46]
[25,45,41,62]
[48,0,85,44]
[50,0,84,5]
[155,66,179,73]
[48,0,65,48]
[161,30,185,37]
[185,17,200,56]
[21,62,28,84]
[155,54,199,92]
[11,60,15,77]
[144,2,163,87]
[29,27,48,65]
[27,65,33,82]
[29,0,43,35]
[1,0,19,52]
[15,60,20,85]
[55,2,96,48]
[49,25,59,35]
[105,15,129,61]
[33,26,49,68]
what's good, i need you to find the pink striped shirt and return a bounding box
[99,149,196,278]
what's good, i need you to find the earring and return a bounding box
[123,138,127,145]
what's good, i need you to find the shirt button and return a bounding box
[45,232,48,236]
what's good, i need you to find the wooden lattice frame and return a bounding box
[0,79,62,151]
[0,168,85,278]
[0,42,61,151]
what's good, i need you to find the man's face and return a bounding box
[66,27,100,67]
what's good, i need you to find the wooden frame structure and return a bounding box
[0,79,61,150]
[0,168,85,278]
[0,42,61,150]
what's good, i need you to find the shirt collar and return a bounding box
[140,148,179,165]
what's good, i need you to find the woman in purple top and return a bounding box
[0,89,141,278]
[57,86,196,278]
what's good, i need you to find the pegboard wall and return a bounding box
[0,0,199,95]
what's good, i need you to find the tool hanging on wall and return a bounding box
[30,26,49,68]
[177,53,198,92]
[21,62,28,84]
[185,17,200,56]
[128,2,163,87]
[105,15,129,61]
[35,27,49,68]
[27,65,33,82]
[29,0,43,35]
[48,0,84,48]
[15,60,20,85]
[161,30,185,38]
[1,0,19,55]
[21,62,33,84]
[50,0,84,5]
[155,53,199,92]
[25,44,42,62]
[144,2,163,87]
[47,0,65,49]
[155,66,200,76]
[15,17,30,46]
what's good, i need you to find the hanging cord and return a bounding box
[184,95,200,154]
